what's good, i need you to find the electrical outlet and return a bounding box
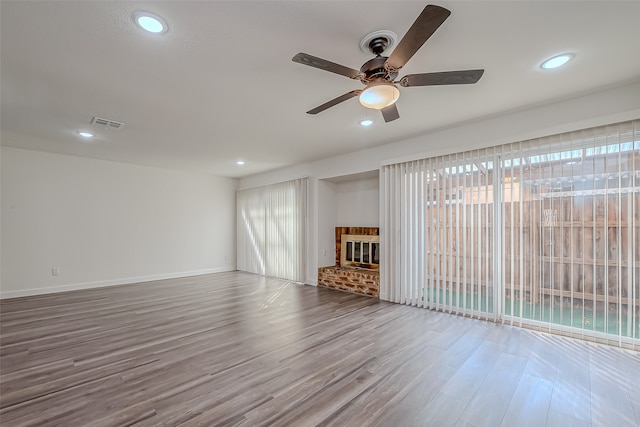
[323,249,327,256]
[52,267,60,276]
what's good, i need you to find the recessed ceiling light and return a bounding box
[360,119,374,127]
[540,53,574,70]
[77,131,94,138]
[134,12,168,34]
[236,160,245,165]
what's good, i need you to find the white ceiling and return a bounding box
[2,1,640,178]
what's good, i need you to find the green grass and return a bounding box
[424,289,639,338]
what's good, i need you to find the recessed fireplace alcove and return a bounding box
[318,227,380,298]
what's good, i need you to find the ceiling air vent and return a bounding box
[91,116,125,130]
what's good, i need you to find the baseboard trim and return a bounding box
[0,267,236,300]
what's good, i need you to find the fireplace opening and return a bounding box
[341,234,379,269]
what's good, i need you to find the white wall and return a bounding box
[239,81,640,286]
[316,176,380,269]
[317,179,337,268]
[335,177,379,227]
[239,81,640,188]
[1,147,237,298]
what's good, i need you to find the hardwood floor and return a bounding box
[1,271,638,426]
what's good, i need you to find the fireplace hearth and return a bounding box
[318,227,380,298]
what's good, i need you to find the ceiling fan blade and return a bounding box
[307,90,362,115]
[381,104,400,122]
[292,53,361,79]
[386,5,451,71]
[399,69,485,87]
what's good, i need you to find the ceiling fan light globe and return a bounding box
[359,84,400,110]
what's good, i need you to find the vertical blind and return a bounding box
[237,178,307,282]
[381,120,639,348]
[381,149,499,321]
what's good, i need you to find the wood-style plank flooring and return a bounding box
[1,271,638,426]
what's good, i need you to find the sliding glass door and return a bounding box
[500,124,639,346]
[237,178,307,282]
[382,153,498,320]
[381,120,639,348]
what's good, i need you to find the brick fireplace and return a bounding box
[318,227,380,298]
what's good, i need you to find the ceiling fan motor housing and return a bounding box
[360,56,398,83]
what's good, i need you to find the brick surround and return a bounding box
[318,266,379,297]
[318,226,380,298]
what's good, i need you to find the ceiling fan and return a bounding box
[292,4,484,123]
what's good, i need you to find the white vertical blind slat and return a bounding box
[462,155,468,316]
[427,159,435,309]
